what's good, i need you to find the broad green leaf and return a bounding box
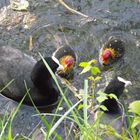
[96,95,108,103]
[96,91,108,103]
[128,100,140,115]
[79,62,88,67]
[131,117,140,128]
[90,67,101,75]
[80,65,91,74]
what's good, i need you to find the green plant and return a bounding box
[79,59,101,106]
[128,100,140,139]
[1,57,138,140]
[39,57,109,140]
[0,83,28,140]
[79,59,131,140]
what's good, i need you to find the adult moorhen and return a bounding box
[0,46,76,111]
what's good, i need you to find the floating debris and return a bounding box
[10,0,29,11]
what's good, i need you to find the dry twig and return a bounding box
[29,35,33,51]
[58,0,89,18]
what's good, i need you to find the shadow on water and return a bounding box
[0,0,140,138]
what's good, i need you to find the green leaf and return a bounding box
[100,105,108,111]
[80,65,91,74]
[108,94,118,101]
[131,117,140,128]
[90,67,101,75]
[96,91,108,103]
[97,95,108,103]
[88,59,95,65]
[94,76,102,81]
[88,76,95,81]
[78,104,91,110]
[78,104,84,110]
[79,62,88,67]
[128,100,140,115]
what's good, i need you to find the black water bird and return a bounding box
[0,46,76,111]
[89,77,132,139]
[102,76,132,114]
[100,77,132,139]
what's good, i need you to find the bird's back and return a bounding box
[0,46,59,108]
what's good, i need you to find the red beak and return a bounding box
[102,50,112,63]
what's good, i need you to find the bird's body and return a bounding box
[0,46,59,109]
[101,77,132,138]
[89,77,132,139]
[102,77,126,113]
[0,46,75,110]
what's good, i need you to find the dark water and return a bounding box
[0,0,140,139]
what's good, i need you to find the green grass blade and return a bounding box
[48,99,83,137]
[39,53,83,127]
[0,113,11,139]
[0,79,14,92]
[7,88,28,140]
[83,80,88,127]
[24,81,62,140]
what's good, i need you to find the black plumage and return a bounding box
[0,46,60,110]
[93,77,132,139]
[102,77,126,114]
[0,46,76,111]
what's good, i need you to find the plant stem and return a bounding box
[91,81,95,107]
[83,80,88,127]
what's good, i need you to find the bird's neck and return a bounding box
[31,57,59,90]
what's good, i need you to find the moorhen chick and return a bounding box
[100,77,131,139]
[102,76,132,114]
[99,36,125,66]
[89,77,132,139]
